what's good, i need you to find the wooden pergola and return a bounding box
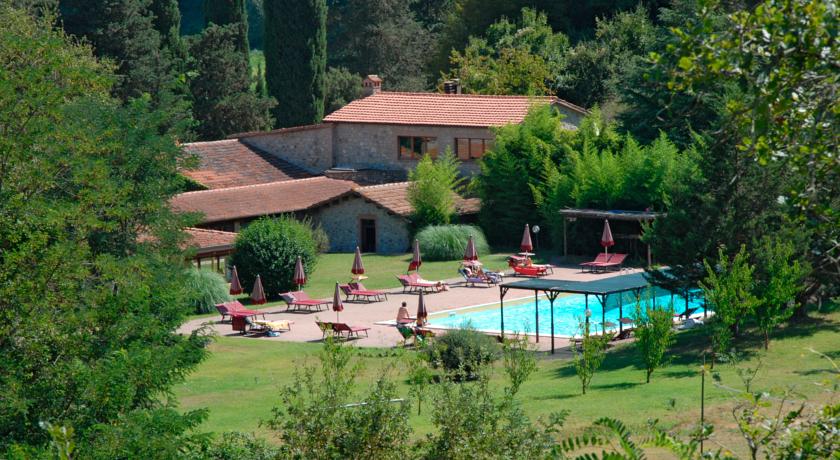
[559,208,662,267]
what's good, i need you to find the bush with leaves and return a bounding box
[182,268,232,314]
[572,320,610,395]
[632,301,675,383]
[182,432,280,460]
[753,237,807,350]
[408,150,464,231]
[230,216,318,299]
[267,339,411,459]
[425,327,501,379]
[700,245,759,362]
[415,225,489,261]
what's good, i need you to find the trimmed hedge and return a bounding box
[416,225,490,261]
[230,216,318,299]
[183,269,232,314]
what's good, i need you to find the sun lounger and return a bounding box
[591,253,627,272]
[248,319,293,335]
[215,300,264,322]
[511,265,547,277]
[458,267,499,287]
[280,290,331,312]
[396,273,444,293]
[579,253,610,272]
[340,283,387,302]
[332,322,370,339]
[349,282,388,300]
[316,320,335,339]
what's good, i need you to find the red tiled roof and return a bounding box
[172,177,356,223]
[323,92,586,127]
[181,139,311,189]
[354,182,480,217]
[184,227,237,252]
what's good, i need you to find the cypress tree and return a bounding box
[264,0,327,127]
[204,0,250,60]
[150,0,181,52]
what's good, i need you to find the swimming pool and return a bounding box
[427,289,705,337]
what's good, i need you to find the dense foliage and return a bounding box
[182,268,232,314]
[324,66,362,114]
[187,23,275,140]
[229,216,319,298]
[425,327,501,378]
[204,0,249,60]
[0,6,208,455]
[407,150,464,230]
[264,0,327,127]
[415,225,489,262]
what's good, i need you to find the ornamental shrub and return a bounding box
[426,327,501,379]
[416,225,490,261]
[183,268,232,314]
[230,216,318,299]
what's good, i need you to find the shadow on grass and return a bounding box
[591,381,643,391]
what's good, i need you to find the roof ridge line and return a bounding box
[176,176,335,196]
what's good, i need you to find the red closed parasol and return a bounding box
[600,219,615,255]
[332,282,344,321]
[463,235,478,262]
[408,239,422,272]
[416,290,428,326]
[250,274,266,305]
[520,224,533,253]
[293,256,306,290]
[229,265,243,295]
[351,246,365,276]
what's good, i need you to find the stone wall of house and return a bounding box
[332,123,488,175]
[313,197,410,254]
[239,124,333,173]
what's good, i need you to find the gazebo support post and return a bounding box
[563,217,568,257]
[599,294,607,334]
[585,294,589,330]
[547,290,560,354]
[499,286,509,340]
[535,291,539,343]
[647,243,652,268]
[618,292,623,335]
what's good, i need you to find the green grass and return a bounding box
[175,310,840,455]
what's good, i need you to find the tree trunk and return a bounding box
[646,370,651,383]
[764,330,769,350]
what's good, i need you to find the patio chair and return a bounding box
[591,253,627,273]
[280,290,331,312]
[316,320,335,339]
[349,282,388,301]
[396,273,444,293]
[340,283,386,302]
[332,322,370,339]
[215,301,264,322]
[459,267,497,287]
[396,324,417,347]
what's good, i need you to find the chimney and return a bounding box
[443,78,461,94]
[362,75,383,97]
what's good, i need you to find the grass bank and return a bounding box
[175,309,839,455]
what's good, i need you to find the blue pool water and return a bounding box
[428,290,705,337]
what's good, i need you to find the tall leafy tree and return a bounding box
[328,0,432,91]
[0,5,208,455]
[264,0,327,127]
[150,0,181,52]
[204,0,249,60]
[188,23,275,139]
[447,8,569,96]
[408,150,464,230]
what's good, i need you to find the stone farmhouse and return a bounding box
[175,76,586,256]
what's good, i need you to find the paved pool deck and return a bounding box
[178,265,645,351]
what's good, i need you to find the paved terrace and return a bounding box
[178,266,645,350]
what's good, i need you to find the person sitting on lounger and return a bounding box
[396,302,414,324]
[416,276,448,291]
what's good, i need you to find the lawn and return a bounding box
[175,308,840,456]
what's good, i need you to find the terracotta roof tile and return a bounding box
[181,139,311,189]
[184,227,237,251]
[354,182,480,217]
[323,92,586,127]
[172,177,356,223]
